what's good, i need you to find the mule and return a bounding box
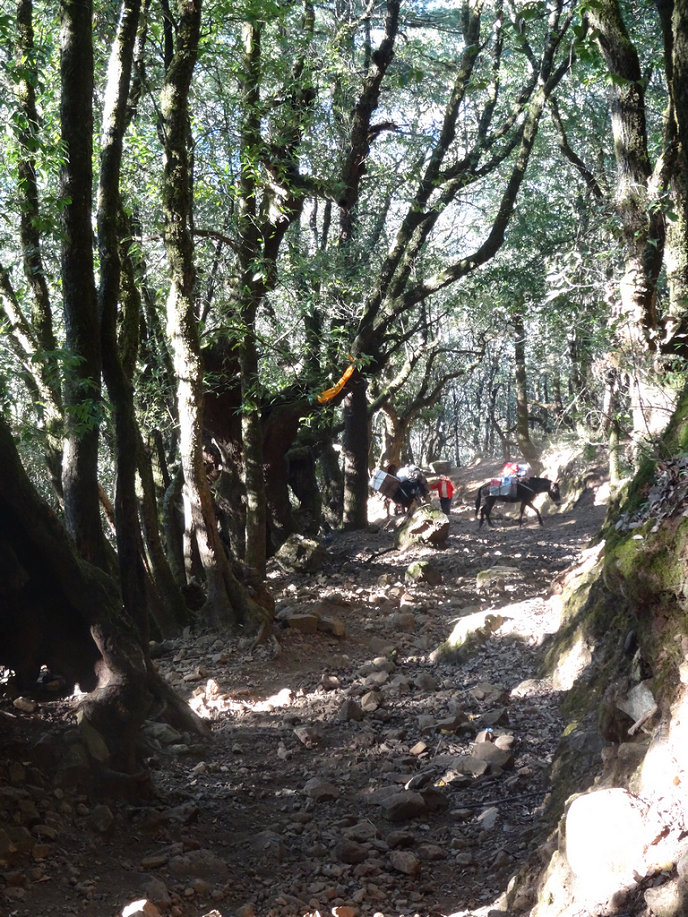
[383,479,430,516]
[475,477,561,528]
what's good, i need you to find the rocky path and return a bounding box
[0,465,607,917]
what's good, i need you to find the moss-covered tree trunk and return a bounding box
[15,0,64,499]
[589,0,674,440]
[160,0,265,630]
[59,0,108,570]
[97,0,150,635]
[656,0,688,358]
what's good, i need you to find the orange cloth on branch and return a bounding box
[317,360,355,403]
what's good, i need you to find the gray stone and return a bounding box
[405,561,442,586]
[0,827,17,860]
[617,680,656,723]
[470,682,509,705]
[121,901,163,917]
[644,877,688,917]
[480,707,509,727]
[344,822,379,843]
[141,877,172,908]
[365,670,390,687]
[430,614,505,664]
[168,848,230,877]
[432,712,469,732]
[420,787,450,812]
[415,672,438,692]
[317,616,346,638]
[379,791,427,822]
[388,849,421,876]
[336,839,370,864]
[475,565,521,593]
[88,804,115,834]
[286,614,320,634]
[472,742,514,770]
[417,843,447,861]
[275,535,326,572]
[477,806,499,830]
[337,698,364,722]
[320,674,341,690]
[494,733,516,751]
[389,612,416,632]
[446,756,490,778]
[303,777,339,801]
[360,690,383,712]
[396,505,450,549]
[293,725,323,747]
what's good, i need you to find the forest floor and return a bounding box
[0,459,610,917]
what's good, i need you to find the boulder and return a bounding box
[405,560,442,585]
[274,534,326,572]
[476,565,521,593]
[565,789,648,903]
[396,505,450,550]
[430,612,505,664]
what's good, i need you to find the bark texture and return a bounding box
[60,0,108,568]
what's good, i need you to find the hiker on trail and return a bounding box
[430,474,454,515]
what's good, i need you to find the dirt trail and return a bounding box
[0,462,608,917]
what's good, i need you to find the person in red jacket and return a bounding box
[429,474,454,515]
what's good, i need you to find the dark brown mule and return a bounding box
[475,477,561,528]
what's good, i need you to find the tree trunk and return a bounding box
[342,372,369,529]
[160,0,263,630]
[288,446,321,534]
[60,0,108,570]
[0,412,208,778]
[589,0,672,440]
[320,438,343,528]
[609,416,621,488]
[136,433,190,634]
[512,312,539,466]
[162,468,185,584]
[657,0,688,358]
[235,19,268,579]
[16,0,64,500]
[263,403,304,549]
[379,403,406,469]
[97,0,150,636]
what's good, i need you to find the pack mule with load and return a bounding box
[370,465,429,515]
[475,476,561,528]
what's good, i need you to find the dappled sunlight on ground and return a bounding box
[0,459,610,917]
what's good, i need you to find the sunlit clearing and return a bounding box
[71,683,87,699]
